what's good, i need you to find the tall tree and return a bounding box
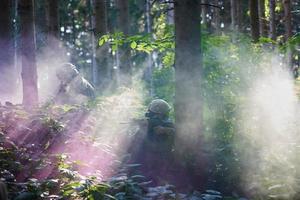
[18,0,38,107]
[213,0,221,33]
[116,0,132,86]
[174,0,202,151]
[89,0,98,86]
[94,0,109,88]
[174,0,205,187]
[0,1,15,97]
[249,0,260,42]
[46,0,59,38]
[236,0,243,31]
[201,0,208,25]
[283,0,293,68]
[230,0,237,31]
[269,0,276,40]
[258,0,267,37]
[146,0,154,96]
[283,0,292,41]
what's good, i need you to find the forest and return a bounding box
[1,0,300,199]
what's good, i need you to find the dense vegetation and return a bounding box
[1,0,300,199]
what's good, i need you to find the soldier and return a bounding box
[130,99,175,185]
[54,63,95,104]
[144,99,175,153]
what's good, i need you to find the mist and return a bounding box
[235,55,300,198]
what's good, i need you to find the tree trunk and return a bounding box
[249,0,260,42]
[90,0,98,86]
[146,0,154,96]
[230,0,237,31]
[236,0,242,31]
[283,0,292,41]
[258,0,267,37]
[269,0,276,40]
[116,0,131,86]
[213,0,220,33]
[94,0,109,88]
[46,0,59,38]
[283,0,293,69]
[174,0,205,189]
[0,0,16,98]
[18,0,39,107]
[201,0,208,25]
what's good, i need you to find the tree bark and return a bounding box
[201,0,208,25]
[283,0,292,41]
[236,0,243,31]
[18,0,39,107]
[230,0,237,31]
[174,0,205,188]
[175,0,202,153]
[45,0,59,38]
[94,0,109,88]
[249,0,260,42]
[0,0,16,97]
[258,0,267,37]
[283,0,293,69]
[213,0,220,33]
[116,0,132,86]
[269,0,276,40]
[146,0,154,96]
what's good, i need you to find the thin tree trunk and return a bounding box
[258,0,267,37]
[213,0,220,33]
[283,0,293,69]
[283,0,292,41]
[230,0,237,31]
[0,0,16,98]
[94,0,109,88]
[236,0,242,31]
[201,0,208,25]
[249,0,260,42]
[269,0,276,40]
[146,0,154,96]
[18,0,39,107]
[174,0,205,189]
[46,0,59,38]
[116,0,131,86]
[90,0,98,86]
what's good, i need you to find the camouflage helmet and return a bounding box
[148,99,171,115]
[56,63,79,83]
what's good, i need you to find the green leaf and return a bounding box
[99,38,105,46]
[112,44,118,52]
[130,41,137,49]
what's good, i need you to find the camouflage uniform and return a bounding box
[144,99,175,154]
[54,63,95,104]
[131,99,175,185]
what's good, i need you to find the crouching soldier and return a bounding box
[145,99,175,154]
[131,99,175,185]
[54,63,95,104]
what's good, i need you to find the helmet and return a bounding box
[56,63,79,83]
[148,99,171,116]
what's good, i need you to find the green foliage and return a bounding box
[99,32,174,54]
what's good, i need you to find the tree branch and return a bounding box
[151,1,222,10]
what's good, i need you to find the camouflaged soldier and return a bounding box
[144,99,175,153]
[54,63,95,104]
